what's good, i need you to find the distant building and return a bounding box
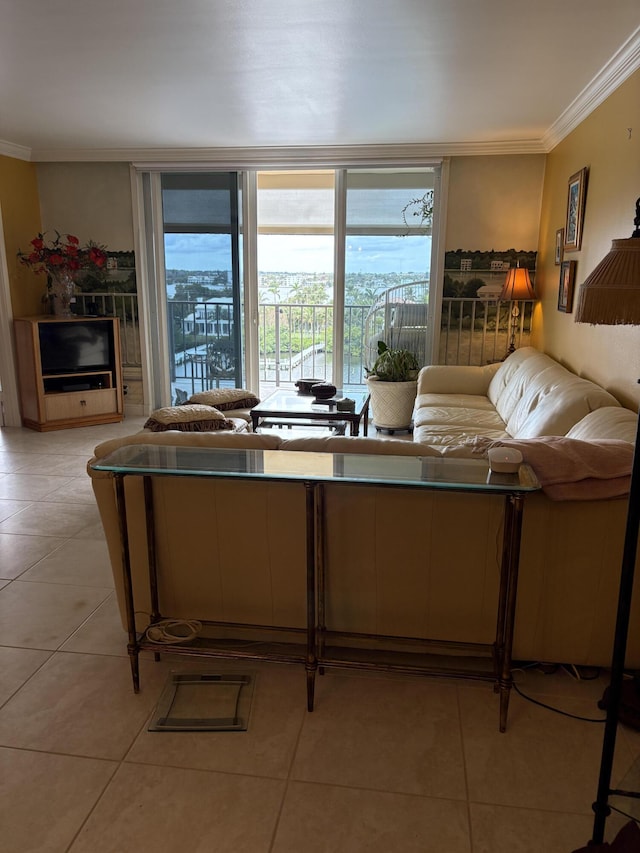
[460,258,472,271]
[183,298,233,336]
[477,284,504,301]
[187,272,230,286]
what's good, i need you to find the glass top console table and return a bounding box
[91,445,540,731]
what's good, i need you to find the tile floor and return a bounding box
[0,416,638,852]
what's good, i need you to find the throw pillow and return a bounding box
[189,388,260,411]
[144,404,235,432]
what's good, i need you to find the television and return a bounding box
[38,320,114,375]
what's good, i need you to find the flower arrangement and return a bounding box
[18,232,109,316]
[18,232,108,278]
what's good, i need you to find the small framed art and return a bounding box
[555,228,564,265]
[558,260,576,312]
[563,168,588,251]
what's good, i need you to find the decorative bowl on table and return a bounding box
[295,378,324,395]
[312,382,337,400]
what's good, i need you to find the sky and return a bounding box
[164,233,431,275]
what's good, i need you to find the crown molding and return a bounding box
[0,139,32,161]
[29,138,546,165]
[543,25,640,152]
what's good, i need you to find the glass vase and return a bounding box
[49,271,76,317]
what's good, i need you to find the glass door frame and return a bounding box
[131,153,446,412]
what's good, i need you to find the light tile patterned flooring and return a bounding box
[0,417,637,852]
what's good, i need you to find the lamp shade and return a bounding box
[500,267,535,301]
[575,238,640,325]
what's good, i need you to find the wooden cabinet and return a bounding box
[14,316,125,431]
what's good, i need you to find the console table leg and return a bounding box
[496,493,525,733]
[115,474,140,694]
[128,647,140,694]
[498,683,510,733]
[305,482,318,711]
[306,666,316,711]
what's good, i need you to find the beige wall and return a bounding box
[446,154,546,251]
[36,162,134,250]
[534,68,640,410]
[0,155,44,318]
[17,92,640,411]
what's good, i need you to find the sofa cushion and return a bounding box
[506,367,620,438]
[92,429,283,461]
[189,388,260,411]
[567,407,637,443]
[487,348,563,423]
[144,404,235,432]
[279,436,442,456]
[414,392,496,412]
[414,406,506,431]
[417,363,499,396]
[413,424,509,446]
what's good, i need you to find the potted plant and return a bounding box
[365,341,420,431]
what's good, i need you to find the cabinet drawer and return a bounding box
[45,389,118,422]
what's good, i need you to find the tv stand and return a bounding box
[14,316,125,431]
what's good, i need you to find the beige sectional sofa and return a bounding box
[414,346,636,447]
[89,346,640,669]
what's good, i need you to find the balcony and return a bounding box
[73,287,534,401]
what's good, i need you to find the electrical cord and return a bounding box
[510,660,607,723]
[144,619,202,644]
[136,612,287,652]
[511,679,606,723]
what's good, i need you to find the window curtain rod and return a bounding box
[132,145,443,172]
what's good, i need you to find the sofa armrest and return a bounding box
[417,363,501,396]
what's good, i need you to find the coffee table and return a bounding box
[251,388,370,436]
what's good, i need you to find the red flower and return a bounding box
[89,247,106,267]
[17,232,110,282]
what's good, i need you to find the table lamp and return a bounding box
[574,198,640,845]
[500,264,536,355]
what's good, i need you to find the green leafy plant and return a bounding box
[401,190,434,233]
[365,340,419,382]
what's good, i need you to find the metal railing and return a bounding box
[438,297,534,365]
[364,281,430,370]
[73,292,141,368]
[73,291,534,397]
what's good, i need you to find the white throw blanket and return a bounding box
[466,435,634,501]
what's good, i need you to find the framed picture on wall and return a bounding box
[555,228,564,265]
[563,168,588,251]
[558,260,577,312]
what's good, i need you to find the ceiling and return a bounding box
[1,0,639,161]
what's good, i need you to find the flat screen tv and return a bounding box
[38,320,114,375]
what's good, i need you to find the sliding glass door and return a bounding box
[254,167,435,394]
[342,169,434,384]
[136,162,440,407]
[256,170,334,390]
[160,173,243,404]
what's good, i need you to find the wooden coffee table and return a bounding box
[251,388,370,436]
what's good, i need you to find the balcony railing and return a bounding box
[73,291,534,398]
[73,292,141,368]
[438,297,534,365]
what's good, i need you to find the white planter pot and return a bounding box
[366,377,417,430]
